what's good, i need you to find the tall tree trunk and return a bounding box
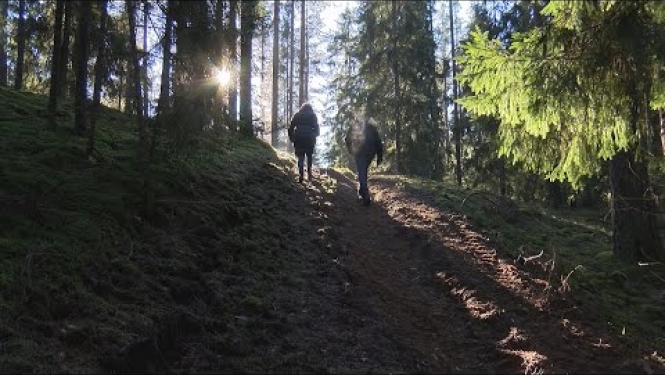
[228,0,238,122]
[69,2,81,99]
[0,0,8,87]
[142,0,149,118]
[271,0,279,147]
[128,0,151,216]
[304,26,308,103]
[125,59,134,114]
[286,0,294,152]
[48,0,65,131]
[610,149,663,262]
[118,68,123,110]
[73,0,91,137]
[14,0,26,90]
[499,157,506,196]
[449,0,462,186]
[298,0,305,106]
[548,181,564,208]
[155,0,172,154]
[58,0,72,99]
[442,71,449,170]
[260,16,266,129]
[239,0,256,137]
[88,0,108,156]
[288,0,294,119]
[659,109,665,155]
[392,0,401,173]
[610,82,663,262]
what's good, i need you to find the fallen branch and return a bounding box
[650,271,665,285]
[524,250,544,264]
[461,191,498,208]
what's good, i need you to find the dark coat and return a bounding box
[345,121,384,162]
[288,106,319,154]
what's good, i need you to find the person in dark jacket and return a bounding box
[288,103,320,183]
[345,117,384,206]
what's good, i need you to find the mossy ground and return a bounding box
[0,87,323,372]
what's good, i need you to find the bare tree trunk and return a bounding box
[239,0,256,137]
[271,0,280,147]
[298,0,305,106]
[260,16,266,131]
[449,0,462,187]
[304,16,309,104]
[125,59,134,114]
[69,2,80,99]
[128,0,152,216]
[286,0,294,152]
[155,0,172,154]
[142,0,149,118]
[58,0,72,99]
[0,1,8,87]
[442,72,449,169]
[48,0,65,131]
[128,0,146,153]
[288,0,294,118]
[228,0,238,122]
[499,157,506,196]
[610,78,664,262]
[88,0,108,156]
[610,149,663,262]
[392,0,401,173]
[73,0,91,137]
[659,110,665,155]
[118,69,123,110]
[14,0,26,90]
[304,32,309,103]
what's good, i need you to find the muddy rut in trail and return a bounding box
[307,169,662,374]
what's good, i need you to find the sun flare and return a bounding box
[216,69,231,87]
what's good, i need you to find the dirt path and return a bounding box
[300,169,663,374]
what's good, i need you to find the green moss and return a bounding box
[0,86,309,372]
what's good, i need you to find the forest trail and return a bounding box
[297,168,662,374]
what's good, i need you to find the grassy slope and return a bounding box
[0,87,308,372]
[396,175,665,354]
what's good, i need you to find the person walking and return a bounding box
[345,116,384,206]
[288,103,320,183]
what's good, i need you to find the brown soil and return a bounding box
[270,168,665,374]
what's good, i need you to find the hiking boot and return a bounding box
[299,175,304,184]
[363,196,371,206]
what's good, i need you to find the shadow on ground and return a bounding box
[317,169,664,374]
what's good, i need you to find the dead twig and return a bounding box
[461,191,498,208]
[558,265,583,294]
[650,271,665,285]
[520,249,544,265]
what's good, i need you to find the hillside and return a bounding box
[1,88,664,373]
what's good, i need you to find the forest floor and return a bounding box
[2,86,665,373]
[261,168,665,374]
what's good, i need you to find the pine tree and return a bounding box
[458,1,665,262]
